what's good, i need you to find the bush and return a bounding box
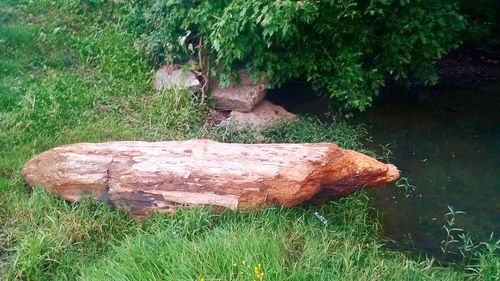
[130,0,466,111]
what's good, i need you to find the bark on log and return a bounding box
[22,139,399,216]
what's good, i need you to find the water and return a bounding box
[268,81,500,258]
[356,84,499,257]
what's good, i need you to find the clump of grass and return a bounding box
[469,239,500,280]
[208,116,370,151]
[1,189,138,280]
[134,88,206,140]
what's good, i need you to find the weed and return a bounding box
[394,177,417,198]
[441,205,466,257]
[440,205,499,278]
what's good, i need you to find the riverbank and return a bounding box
[0,1,497,280]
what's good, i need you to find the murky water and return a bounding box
[355,83,499,257]
[268,81,499,258]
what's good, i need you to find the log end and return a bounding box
[313,149,400,202]
[22,146,111,201]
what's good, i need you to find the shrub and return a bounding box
[130,0,466,112]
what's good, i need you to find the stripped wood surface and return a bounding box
[23,139,399,216]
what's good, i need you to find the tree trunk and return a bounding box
[22,139,399,217]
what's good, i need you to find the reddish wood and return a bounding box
[22,139,399,216]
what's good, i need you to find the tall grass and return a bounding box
[0,0,498,280]
[82,199,463,281]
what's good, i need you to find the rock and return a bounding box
[153,64,201,91]
[22,139,399,217]
[210,70,266,112]
[224,100,296,129]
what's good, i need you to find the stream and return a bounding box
[268,80,499,258]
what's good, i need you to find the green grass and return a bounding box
[0,0,498,280]
[81,199,457,281]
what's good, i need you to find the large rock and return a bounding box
[154,64,201,91]
[210,70,266,112]
[224,100,296,129]
[22,140,399,217]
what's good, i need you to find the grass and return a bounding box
[0,0,498,280]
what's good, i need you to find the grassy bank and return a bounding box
[0,1,497,280]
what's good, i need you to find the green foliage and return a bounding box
[130,0,466,111]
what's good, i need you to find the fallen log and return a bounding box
[22,139,399,216]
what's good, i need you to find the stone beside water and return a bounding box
[153,64,201,91]
[210,70,266,112]
[224,100,296,129]
[154,65,295,129]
